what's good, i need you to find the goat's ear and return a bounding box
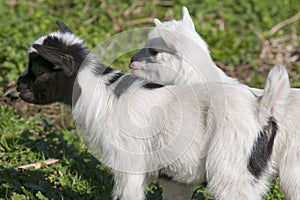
[154,18,162,27]
[182,6,195,31]
[32,44,75,76]
[56,20,73,34]
[156,26,181,52]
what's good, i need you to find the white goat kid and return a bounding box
[72,44,289,200]
[129,6,300,199]
[17,22,290,200]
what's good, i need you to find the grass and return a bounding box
[0,0,299,199]
[0,104,113,199]
[0,103,166,199]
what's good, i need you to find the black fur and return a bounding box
[72,80,82,107]
[106,72,124,86]
[158,169,173,181]
[130,48,147,63]
[102,67,114,75]
[17,32,89,105]
[142,83,164,89]
[18,53,53,86]
[113,75,139,98]
[248,117,278,178]
[92,64,115,76]
[56,20,73,33]
[92,65,125,86]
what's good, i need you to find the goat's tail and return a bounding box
[248,65,289,179]
[259,64,290,123]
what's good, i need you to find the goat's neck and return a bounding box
[72,56,156,170]
[73,54,124,141]
[178,54,238,85]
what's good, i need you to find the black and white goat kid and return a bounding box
[17,22,290,200]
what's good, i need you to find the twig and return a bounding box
[123,0,144,17]
[16,159,59,170]
[107,12,122,32]
[84,14,100,25]
[125,17,154,26]
[4,86,17,96]
[249,24,265,42]
[268,12,300,35]
[155,1,173,7]
[100,3,122,32]
[82,2,90,16]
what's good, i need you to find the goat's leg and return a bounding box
[279,141,300,200]
[112,171,146,200]
[206,147,260,199]
[159,180,194,200]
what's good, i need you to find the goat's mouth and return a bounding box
[17,86,58,105]
[129,66,143,71]
[18,90,35,103]
[18,91,50,105]
[16,86,29,93]
[129,63,143,77]
[129,62,143,71]
[17,85,32,97]
[16,84,36,103]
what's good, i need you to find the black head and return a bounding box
[17,21,89,105]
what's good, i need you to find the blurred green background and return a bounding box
[0,0,299,199]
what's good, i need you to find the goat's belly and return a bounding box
[159,155,207,185]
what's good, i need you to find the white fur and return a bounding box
[72,50,289,200]
[29,32,83,54]
[130,6,299,199]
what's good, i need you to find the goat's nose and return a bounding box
[130,53,137,63]
[17,76,24,86]
[18,68,28,79]
[130,48,146,63]
[16,77,24,92]
[16,77,25,92]
[17,68,29,86]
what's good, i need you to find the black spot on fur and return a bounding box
[92,64,113,76]
[248,117,278,178]
[158,169,173,181]
[143,83,164,89]
[102,67,114,75]
[106,71,124,86]
[249,89,259,98]
[72,79,81,107]
[113,75,138,98]
[92,65,125,86]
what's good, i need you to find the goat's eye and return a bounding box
[34,68,43,75]
[148,48,159,56]
[33,66,46,75]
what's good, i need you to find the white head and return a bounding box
[129,6,224,85]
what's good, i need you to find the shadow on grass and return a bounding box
[0,123,170,199]
[0,121,113,199]
[0,113,208,199]
[0,166,84,198]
